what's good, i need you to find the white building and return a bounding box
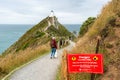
[48,10,58,29]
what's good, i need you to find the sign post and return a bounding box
[66,53,70,80]
[91,36,101,80]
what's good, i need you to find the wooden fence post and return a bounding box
[90,36,101,80]
[66,53,70,80]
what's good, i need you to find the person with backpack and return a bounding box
[50,37,57,59]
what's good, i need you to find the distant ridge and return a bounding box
[3,11,74,55]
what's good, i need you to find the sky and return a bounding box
[0,0,111,24]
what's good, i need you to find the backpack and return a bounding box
[51,40,55,48]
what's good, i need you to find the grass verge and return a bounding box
[0,43,50,80]
[2,52,49,80]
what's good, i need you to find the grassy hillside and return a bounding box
[3,17,73,55]
[59,0,120,80]
[0,16,73,79]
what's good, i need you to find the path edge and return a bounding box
[2,53,49,80]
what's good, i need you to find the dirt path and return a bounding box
[8,41,75,80]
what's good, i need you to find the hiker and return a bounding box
[59,38,63,48]
[50,37,57,59]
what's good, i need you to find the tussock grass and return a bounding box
[57,50,68,80]
[87,0,120,38]
[0,43,50,79]
[58,50,91,80]
[59,0,120,80]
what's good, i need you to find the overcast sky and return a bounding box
[0,0,111,24]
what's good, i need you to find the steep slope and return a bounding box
[3,16,73,55]
[72,0,120,80]
[59,0,120,80]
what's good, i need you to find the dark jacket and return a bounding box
[50,39,57,49]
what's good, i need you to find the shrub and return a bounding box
[79,17,96,37]
[34,31,45,38]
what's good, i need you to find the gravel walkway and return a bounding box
[9,41,75,80]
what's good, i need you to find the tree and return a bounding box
[79,17,96,37]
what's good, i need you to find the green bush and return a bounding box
[22,42,29,50]
[34,31,45,38]
[79,17,96,37]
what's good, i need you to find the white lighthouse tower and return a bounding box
[44,10,58,31]
[49,10,55,26]
[49,10,54,17]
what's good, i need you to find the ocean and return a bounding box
[0,24,80,54]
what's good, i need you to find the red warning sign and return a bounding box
[67,54,103,74]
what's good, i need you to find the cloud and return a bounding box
[0,0,111,24]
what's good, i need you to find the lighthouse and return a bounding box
[49,10,54,17]
[48,10,55,26]
[47,10,59,29]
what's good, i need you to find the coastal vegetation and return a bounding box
[3,17,72,55]
[0,44,49,80]
[0,16,73,79]
[58,0,120,80]
[79,17,96,37]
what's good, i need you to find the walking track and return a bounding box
[8,41,75,80]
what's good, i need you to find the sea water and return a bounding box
[0,24,80,54]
